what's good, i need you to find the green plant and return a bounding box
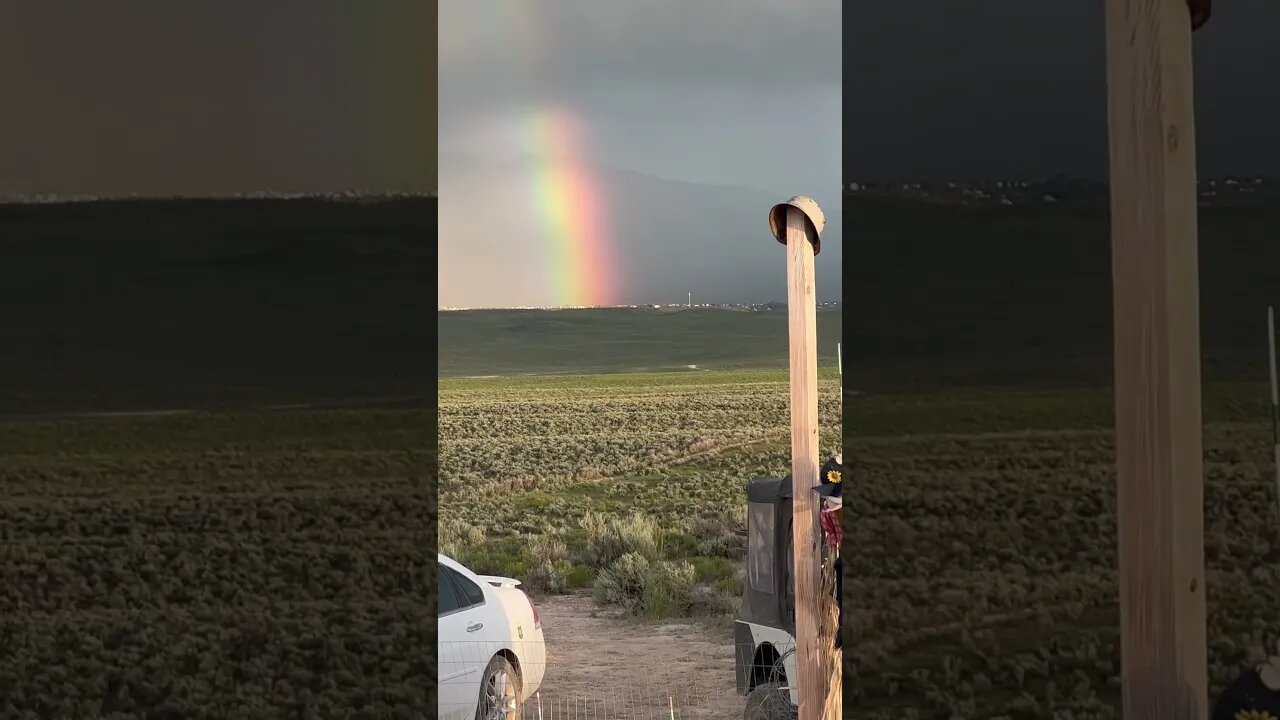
[642,560,696,619]
[439,518,485,559]
[693,518,746,559]
[566,563,595,588]
[593,552,652,613]
[579,511,660,566]
[524,536,571,593]
[593,553,696,619]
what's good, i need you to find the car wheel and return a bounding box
[475,655,522,720]
[744,681,796,720]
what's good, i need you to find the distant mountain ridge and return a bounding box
[845,173,1278,209]
[0,191,436,204]
[439,153,842,308]
[846,192,1280,390]
[0,197,434,412]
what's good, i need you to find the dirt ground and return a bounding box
[529,592,743,720]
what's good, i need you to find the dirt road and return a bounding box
[529,593,742,720]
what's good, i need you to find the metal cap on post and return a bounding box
[1187,0,1210,30]
[768,196,825,255]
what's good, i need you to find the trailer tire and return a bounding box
[744,682,796,720]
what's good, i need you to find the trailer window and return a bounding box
[748,502,775,594]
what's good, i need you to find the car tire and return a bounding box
[475,655,523,720]
[744,681,796,720]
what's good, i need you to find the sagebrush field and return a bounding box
[0,198,435,717]
[0,409,431,718]
[847,385,1280,719]
[438,370,841,619]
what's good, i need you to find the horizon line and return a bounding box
[0,191,438,205]
[438,301,843,312]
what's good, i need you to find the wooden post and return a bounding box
[1105,0,1207,716]
[771,198,825,720]
[1269,307,1280,529]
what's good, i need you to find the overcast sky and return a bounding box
[0,1,436,197]
[439,0,842,308]
[846,0,1280,181]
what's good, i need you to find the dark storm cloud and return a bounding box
[439,0,841,173]
[846,0,1280,180]
[0,1,436,196]
[439,1,842,309]
[440,0,839,111]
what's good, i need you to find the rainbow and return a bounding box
[524,107,617,308]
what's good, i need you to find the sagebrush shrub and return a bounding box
[439,518,485,558]
[524,536,571,593]
[688,506,747,559]
[643,559,696,618]
[690,583,740,617]
[593,552,695,618]
[579,511,659,566]
[593,552,651,613]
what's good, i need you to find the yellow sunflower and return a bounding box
[1237,710,1279,720]
[826,469,841,484]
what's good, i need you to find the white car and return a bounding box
[437,553,546,720]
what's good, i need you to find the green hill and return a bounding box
[847,195,1280,390]
[438,307,843,376]
[0,198,434,413]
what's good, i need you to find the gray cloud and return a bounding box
[845,0,1280,180]
[439,1,841,308]
[0,0,436,196]
[440,0,838,105]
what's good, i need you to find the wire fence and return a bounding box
[437,639,818,720]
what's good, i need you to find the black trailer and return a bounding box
[734,476,799,716]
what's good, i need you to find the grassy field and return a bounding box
[846,196,1280,717]
[846,196,1280,391]
[0,198,433,413]
[439,308,842,377]
[848,384,1280,718]
[0,408,430,718]
[0,198,433,717]
[438,369,841,620]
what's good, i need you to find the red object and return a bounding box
[1188,0,1210,30]
[820,508,841,548]
[527,594,541,630]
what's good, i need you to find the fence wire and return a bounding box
[437,639,816,720]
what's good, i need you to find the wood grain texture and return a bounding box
[784,206,825,720]
[1105,0,1207,716]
